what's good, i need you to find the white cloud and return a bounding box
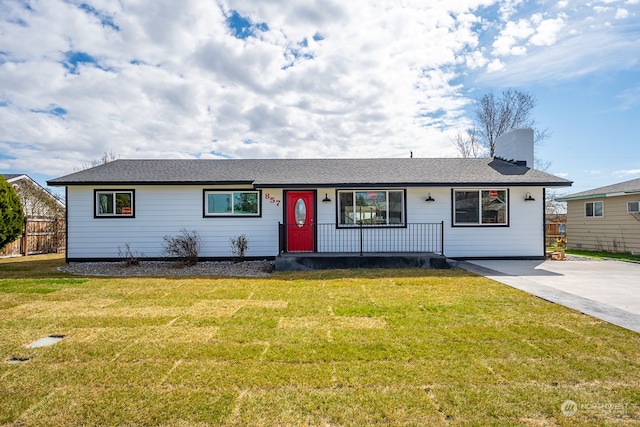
[0,0,639,183]
[529,13,567,46]
[593,6,611,14]
[478,0,640,85]
[614,169,640,176]
[3,0,493,176]
[498,0,526,21]
[617,85,640,110]
[491,18,534,56]
[465,50,489,69]
[487,58,506,72]
[615,8,630,18]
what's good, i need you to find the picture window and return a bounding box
[204,190,261,216]
[454,189,508,226]
[337,190,405,226]
[95,190,134,217]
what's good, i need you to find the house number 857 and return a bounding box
[264,193,281,206]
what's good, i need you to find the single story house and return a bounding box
[557,177,640,254]
[47,130,571,263]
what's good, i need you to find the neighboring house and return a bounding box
[557,177,640,254]
[2,174,65,218]
[1,174,66,256]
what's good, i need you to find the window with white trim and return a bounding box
[204,190,260,216]
[585,201,603,217]
[95,190,134,217]
[338,190,404,226]
[454,189,508,225]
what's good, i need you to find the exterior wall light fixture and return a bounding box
[524,192,535,201]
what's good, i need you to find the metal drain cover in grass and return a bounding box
[26,335,66,348]
[8,356,30,364]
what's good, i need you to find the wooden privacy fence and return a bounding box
[545,220,566,248]
[0,217,66,257]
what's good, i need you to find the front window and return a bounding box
[454,189,508,226]
[585,201,603,217]
[338,190,404,226]
[204,190,260,216]
[95,190,134,217]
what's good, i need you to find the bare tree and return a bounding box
[455,89,549,160]
[76,150,119,171]
[11,179,64,219]
[453,127,485,158]
[545,189,567,217]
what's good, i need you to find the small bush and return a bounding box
[117,243,143,267]
[163,229,201,266]
[230,234,249,262]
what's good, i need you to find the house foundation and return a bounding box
[275,252,457,271]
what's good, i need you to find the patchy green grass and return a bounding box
[1,257,639,425]
[566,249,640,263]
[0,253,71,279]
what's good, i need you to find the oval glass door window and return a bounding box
[295,198,307,227]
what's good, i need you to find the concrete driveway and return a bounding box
[459,258,640,334]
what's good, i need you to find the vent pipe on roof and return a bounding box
[494,128,534,167]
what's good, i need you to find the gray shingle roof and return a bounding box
[2,174,24,181]
[557,177,640,201]
[47,158,572,187]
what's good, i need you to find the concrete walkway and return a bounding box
[459,258,640,334]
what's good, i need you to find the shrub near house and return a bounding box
[0,175,25,251]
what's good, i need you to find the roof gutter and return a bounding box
[47,180,256,187]
[558,190,640,202]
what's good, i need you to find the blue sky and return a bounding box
[1,0,639,196]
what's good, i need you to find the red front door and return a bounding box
[286,191,315,252]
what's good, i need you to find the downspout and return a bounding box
[65,187,69,264]
[542,189,547,257]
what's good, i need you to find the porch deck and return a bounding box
[275,252,457,271]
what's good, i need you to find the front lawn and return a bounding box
[1,255,639,425]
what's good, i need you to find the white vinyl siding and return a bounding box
[67,186,280,259]
[446,187,543,257]
[66,185,548,260]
